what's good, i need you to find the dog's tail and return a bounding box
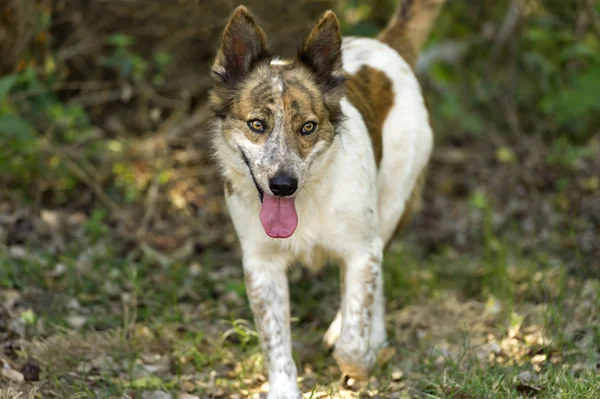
[378,0,446,69]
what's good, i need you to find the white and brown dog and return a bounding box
[209,1,444,397]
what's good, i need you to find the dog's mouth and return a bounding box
[240,149,298,239]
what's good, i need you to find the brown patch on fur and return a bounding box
[378,0,446,68]
[385,170,427,249]
[345,65,395,165]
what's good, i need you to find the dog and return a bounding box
[209,1,444,397]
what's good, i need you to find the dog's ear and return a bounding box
[297,10,344,90]
[212,6,269,85]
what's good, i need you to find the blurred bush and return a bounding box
[339,0,600,145]
[0,0,598,207]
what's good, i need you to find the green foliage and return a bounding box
[0,114,35,139]
[434,1,599,141]
[0,75,18,99]
[0,65,91,198]
[102,34,172,86]
[84,208,110,243]
[0,11,173,206]
[550,65,600,124]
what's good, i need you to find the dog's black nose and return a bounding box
[269,175,298,197]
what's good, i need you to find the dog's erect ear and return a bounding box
[212,6,269,85]
[297,10,344,89]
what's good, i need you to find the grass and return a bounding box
[1,215,599,398]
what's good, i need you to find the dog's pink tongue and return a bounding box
[260,194,298,238]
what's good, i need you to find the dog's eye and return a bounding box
[248,119,266,133]
[301,122,317,135]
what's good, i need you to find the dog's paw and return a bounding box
[333,343,376,381]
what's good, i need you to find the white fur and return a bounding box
[270,57,293,66]
[215,37,432,398]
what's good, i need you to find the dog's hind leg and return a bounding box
[243,254,301,399]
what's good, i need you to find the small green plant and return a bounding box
[84,208,110,242]
[222,319,260,351]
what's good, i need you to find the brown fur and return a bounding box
[345,66,395,165]
[378,0,446,68]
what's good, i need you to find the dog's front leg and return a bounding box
[333,240,386,380]
[243,255,300,398]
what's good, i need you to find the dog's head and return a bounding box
[210,6,344,239]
